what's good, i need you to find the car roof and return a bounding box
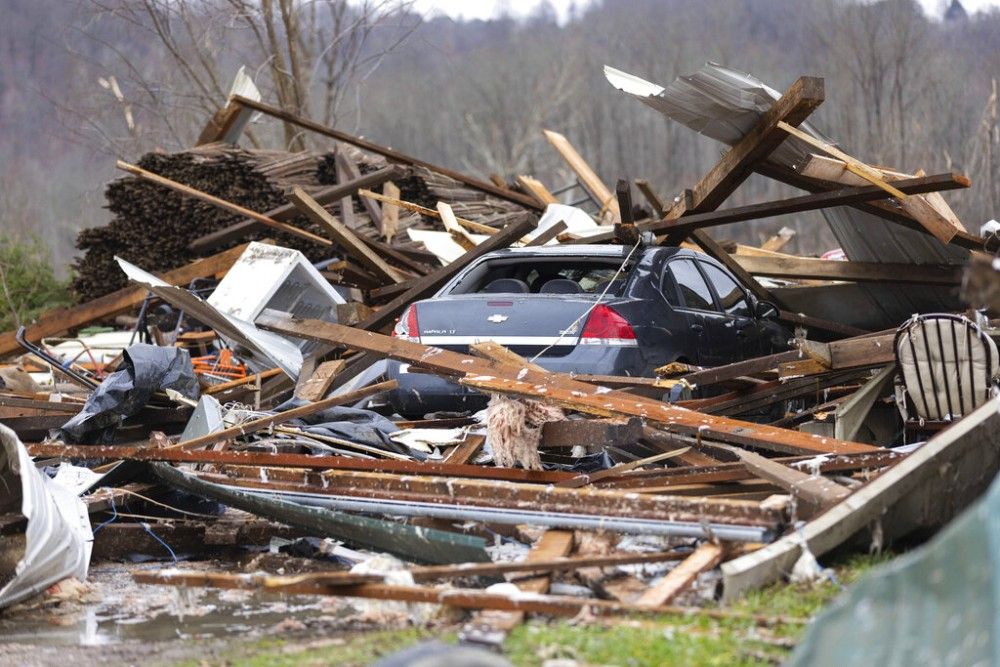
[480,244,687,259]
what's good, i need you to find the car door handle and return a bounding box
[691,324,704,334]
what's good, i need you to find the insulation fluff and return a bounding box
[485,394,564,470]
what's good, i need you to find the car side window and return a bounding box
[700,262,751,317]
[666,260,716,311]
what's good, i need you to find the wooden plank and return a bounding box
[524,220,568,247]
[0,243,251,359]
[337,152,383,231]
[754,162,988,252]
[681,350,800,388]
[731,448,851,515]
[723,396,1000,599]
[778,122,907,199]
[189,166,403,253]
[782,128,956,243]
[358,189,499,235]
[354,217,536,332]
[176,380,397,451]
[333,151,358,230]
[115,161,332,247]
[637,543,726,607]
[294,359,346,402]
[543,129,621,221]
[438,202,479,250]
[467,530,574,637]
[230,95,543,211]
[443,434,485,464]
[665,77,825,222]
[257,312,878,456]
[571,173,968,245]
[516,175,559,206]
[735,255,963,285]
[289,187,404,284]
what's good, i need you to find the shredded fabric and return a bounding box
[485,394,564,470]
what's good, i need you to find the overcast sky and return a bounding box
[412,0,1000,22]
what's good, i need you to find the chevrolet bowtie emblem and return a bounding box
[487,314,508,323]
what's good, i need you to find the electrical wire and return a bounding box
[529,238,644,363]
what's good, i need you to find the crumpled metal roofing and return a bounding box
[0,424,92,609]
[605,63,967,329]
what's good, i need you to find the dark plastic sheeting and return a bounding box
[59,344,200,444]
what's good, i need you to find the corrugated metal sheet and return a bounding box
[0,424,92,609]
[605,63,967,330]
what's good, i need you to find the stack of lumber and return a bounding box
[72,145,529,303]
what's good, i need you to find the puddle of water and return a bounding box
[0,564,347,647]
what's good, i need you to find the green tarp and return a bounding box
[789,468,1000,666]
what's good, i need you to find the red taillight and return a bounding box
[392,305,420,341]
[580,304,636,344]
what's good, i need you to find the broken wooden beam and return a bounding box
[229,94,543,210]
[289,187,405,284]
[257,312,878,456]
[189,165,403,253]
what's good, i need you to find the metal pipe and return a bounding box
[232,486,773,543]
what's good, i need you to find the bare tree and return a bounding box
[64,0,419,155]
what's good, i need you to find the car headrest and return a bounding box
[539,278,583,294]
[592,279,625,296]
[482,278,529,294]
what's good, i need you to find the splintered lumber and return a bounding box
[798,153,967,243]
[190,165,403,253]
[656,77,825,304]
[289,187,404,283]
[0,243,250,359]
[543,130,621,221]
[205,465,780,529]
[257,312,877,456]
[438,201,479,249]
[664,77,825,223]
[358,189,499,235]
[573,173,968,246]
[229,94,542,210]
[778,122,906,199]
[337,152,382,230]
[115,161,332,247]
[723,395,1000,599]
[149,462,489,565]
[556,448,690,489]
[134,570,803,624]
[524,220,568,246]
[176,379,397,450]
[294,359,346,402]
[792,331,896,374]
[780,124,957,244]
[204,368,283,395]
[734,255,963,285]
[637,543,726,607]
[516,175,559,206]
[469,530,574,636]
[681,350,800,388]
[754,162,987,252]
[26,442,571,483]
[355,217,536,332]
[443,434,486,464]
[730,448,851,516]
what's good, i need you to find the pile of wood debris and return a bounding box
[1,64,999,653]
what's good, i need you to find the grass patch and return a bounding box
[169,552,892,666]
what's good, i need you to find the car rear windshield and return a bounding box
[447,257,631,296]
